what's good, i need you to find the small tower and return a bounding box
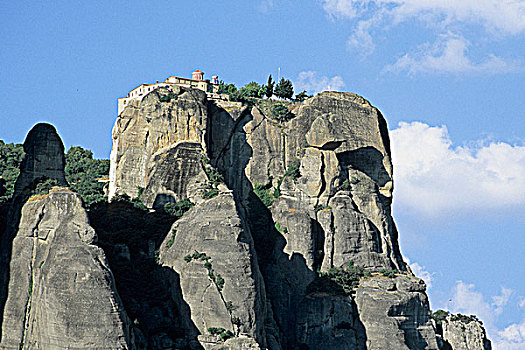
[211,75,218,84]
[192,70,204,81]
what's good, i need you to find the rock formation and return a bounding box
[0,87,492,349]
[159,193,267,348]
[439,315,491,350]
[108,86,209,207]
[0,190,132,349]
[12,123,67,201]
[0,123,133,349]
[109,86,479,349]
[355,274,438,349]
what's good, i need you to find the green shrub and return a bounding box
[274,78,294,100]
[165,229,176,249]
[450,313,480,324]
[225,301,234,312]
[220,329,234,341]
[285,158,301,182]
[206,168,224,187]
[254,183,274,207]
[192,251,209,261]
[320,261,369,295]
[231,316,242,327]
[65,146,109,208]
[295,90,310,102]
[201,157,224,200]
[379,269,397,278]
[340,179,351,191]
[130,197,147,211]
[33,178,59,195]
[431,310,450,325]
[270,103,290,122]
[184,250,210,262]
[163,198,193,218]
[217,81,241,101]
[239,82,263,99]
[265,75,274,99]
[274,221,288,234]
[314,204,331,212]
[215,274,225,291]
[203,188,219,199]
[0,140,24,203]
[207,327,234,341]
[158,91,178,102]
[273,158,302,199]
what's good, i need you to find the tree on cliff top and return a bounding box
[239,82,263,99]
[265,75,274,99]
[275,78,294,100]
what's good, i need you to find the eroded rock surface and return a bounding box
[104,88,492,349]
[12,123,68,200]
[441,316,492,350]
[159,193,266,348]
[0,190,132,349]
[205,92,410,348]
[355,274,439,350]
[109,86,208,201]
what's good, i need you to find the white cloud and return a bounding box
[322,0,361,19]
[450,281,495,326]
[258,0,274,12]
[391,121,525,215]
[449,281,525,350]
[320,0,525,73]
[321,0,525,34]
[384,34,523,75]
[497,320,525,350]
[347,18,378,58]
[519,298,525,308]
[492,287,514,315]
[409,262,432,289]
[404,256,433,289]
[294,71,345,94]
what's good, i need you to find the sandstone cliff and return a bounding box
[0,123,133,349]
[0,189,132,349]
[106,86,489,349]
[0,88,492,350]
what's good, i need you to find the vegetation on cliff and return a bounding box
[0,140,24,203]
[64,146,109,208]
[217,75,307,103]
[318,261,371,295]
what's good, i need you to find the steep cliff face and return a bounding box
[0,190,133,349]
[109,86,209,206]
[439,316,492,350]
[206,93,409,348]
[0,123,134,349]
[0,86,491,350]
[12,123,68,200]
[107,87,460,350]
[355,275,438,349]
[210,93,405,273]
[159,193,267,349]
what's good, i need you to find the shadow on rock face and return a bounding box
[88,200,202,349]
[336,146,391,188]
[207,103,368,350]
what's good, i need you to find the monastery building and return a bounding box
[118,70,226,114]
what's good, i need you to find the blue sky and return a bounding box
[1,1,524,347]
